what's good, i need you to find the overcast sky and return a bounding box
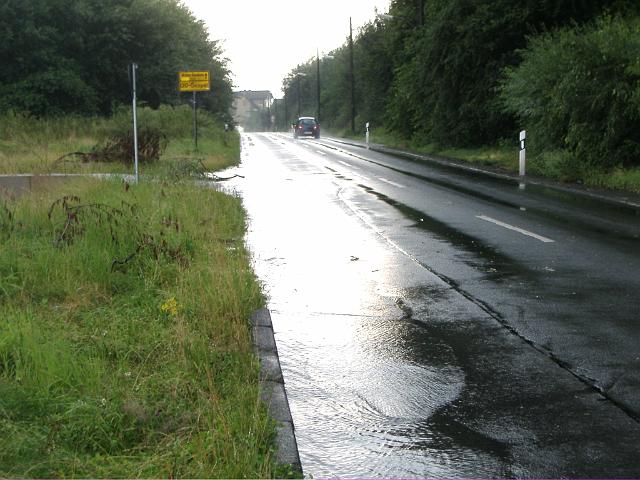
[182,0,391,97]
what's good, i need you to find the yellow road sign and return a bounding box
[179,71,210,92]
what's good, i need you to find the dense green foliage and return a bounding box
[501,16,640,176]
[279,0,639,174]
[0,0,233,119]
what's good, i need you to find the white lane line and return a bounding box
[338,160,351,167]
[476,215,555,243]
[377,177,405,188]
[316,150,327,156]
[353,174,371,182]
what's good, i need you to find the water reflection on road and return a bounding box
[221,134,511,477]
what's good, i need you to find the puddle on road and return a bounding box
[220,134,516,477]
[358,153,640,241]
[356,184,536,285]
[218,134,640,477]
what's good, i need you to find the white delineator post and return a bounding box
[519,130,526,189]
[365,122,370,149]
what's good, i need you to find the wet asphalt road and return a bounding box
[222,132,640,477]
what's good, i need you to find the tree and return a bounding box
[0,0,233,118]
[501,15,640,172]
[280,0,638,148]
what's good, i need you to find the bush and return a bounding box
[0,112,103,143]
[500,15,640,170]
[529,150,588,182]
[103,105,224,140]
[0,69,99,117]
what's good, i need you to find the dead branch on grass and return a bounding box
[53,130,167,167]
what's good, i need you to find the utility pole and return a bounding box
[267,99,271,131]
[274,99,278,131]
[284,93,288,128]
[349,17,356,134]
[316,48,321,122]
[297,74,302,118]
[295,72,307,119]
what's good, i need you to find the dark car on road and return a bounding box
[294,117,320,139]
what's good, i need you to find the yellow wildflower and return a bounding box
[160,297,179,316]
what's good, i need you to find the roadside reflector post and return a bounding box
[519,130,526,189]
[365,122,370,149]
[129,63,139,184]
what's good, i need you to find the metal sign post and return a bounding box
[129,63,139,183]
[193,91,198,150]
[178,71,210,151]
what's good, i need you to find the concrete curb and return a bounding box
[250,308,302,474]
[325,136,640,210]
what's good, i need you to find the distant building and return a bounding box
[233,90,273,129]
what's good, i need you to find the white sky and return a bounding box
[182,0,391,97]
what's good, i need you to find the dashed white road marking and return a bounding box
[476,215,555,243]
[338,160,351,167]
[377,177,405,188]
[350,172,371,182]
[316,151,327,156]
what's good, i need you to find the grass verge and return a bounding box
[0,113,300,476]
[0,107,239,175]
[331,127,640,194]
[0,176,283,477]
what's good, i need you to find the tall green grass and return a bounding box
[0,107,239,174]
[0,178,279,477]
[334,127,640,193]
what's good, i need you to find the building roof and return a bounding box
[233,90,273,101]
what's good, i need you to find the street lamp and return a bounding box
[349,17,355,134]
[316,49,320,122]
[284,95,288,128]
[316,50,334,123]
[295,72,306,118]
[378,0,424,26]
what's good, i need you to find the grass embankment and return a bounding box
[0,113,291,477]
[0,106,239,175]
[332,127,640,194]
